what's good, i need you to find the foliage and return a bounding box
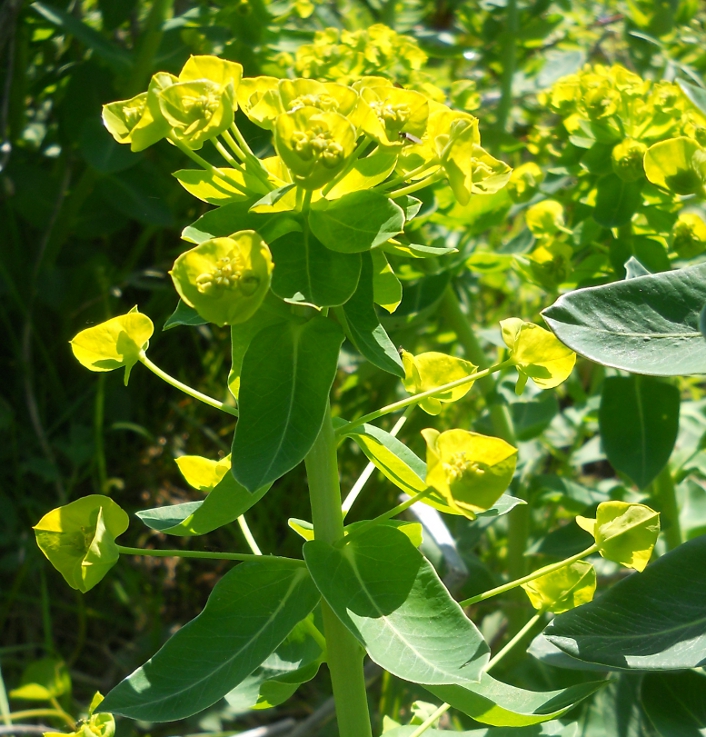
[3,1,706,737]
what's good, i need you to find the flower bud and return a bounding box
[672,212,706,258]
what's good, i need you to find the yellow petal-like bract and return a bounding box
[401,350,478,415]
[500,318,576,390]
[170,231,274,326]
[521,560,596,614]
[70,307,153,385]
[422,428,517,518]
[577,501,660,572]
[34,495,129,593]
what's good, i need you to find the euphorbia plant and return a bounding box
[34,54,665,736]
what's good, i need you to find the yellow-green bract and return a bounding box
[577,501,660,572]
[170,231,274,326]
[500,318,576,393]
[34,495,129,593]
[422,428,517,519]
[70,307,153,385]
[401,350,478,415]
[521,561,596,614]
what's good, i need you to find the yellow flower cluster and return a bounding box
[103,55,509,201]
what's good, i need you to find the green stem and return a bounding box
[305,402,373,737]
[378,161,437,192]
[496,0,518,132]
[125,0,173,96]
[116,546,303,566]
[460,544,598,607]
[9,709,75,728]
[230,122,256,158]
[651,464,682,550]
[224,128,275,189]
[337,488,433,548]
[237,516,262,555]
[337,361,513,435]
[389,172,444,199]
[212,138,242,169]
[220,130,248,162]
[139,353,238,417]
[485,611,544,671]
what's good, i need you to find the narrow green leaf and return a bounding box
[427,676,603,727]
[303,525,489,685]
[678,79,706,117]
[32,1,132,74]
[309,191,405,253]
[545,534,706,669]
[228,295,292,398]
[101,560,320,721]
[343,423,427,495]
[641,670,706,736]
[384,723,574,737]
[163,300,208,331]
[599,376,679,489]
[341,253,405,377]
[182,202,300,246]
[270,231,362,308]
[542,263,706,375]
[136,477,270,536]
[231,316,344,491]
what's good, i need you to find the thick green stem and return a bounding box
[496,0,518,132]
[305,403,373,737]
[389,172,444,199]
[460,544,598,607]
[652,465,682,550]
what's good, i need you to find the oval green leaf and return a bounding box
[541,263,706,376]
[303,525,490,685]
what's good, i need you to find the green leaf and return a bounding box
[371,249,402,314]
[182,202,300,246]
[678,79,706,117]
[224,615,323,711]
[270,232,362,308]
[427,675,603,727]
[381,241,458,259]
[641,670,706,736]
[100,560,319,721]
[303,525,489,685]
[593,174,642,228]
[599,376,679,489]
[231,316,344,491]
[327,148,399,199]
[228,295,292,398]
[163,300,208,331]
[309,191,405,253]
[343,423,427,496]
[340,253,405,377]
[541,263,706,376]
[384,723,575,737]
[174,169,267,206]
[136,478,270,536]
[10,659,71,701]
[32,2,132,74]
[544,533,706,669]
